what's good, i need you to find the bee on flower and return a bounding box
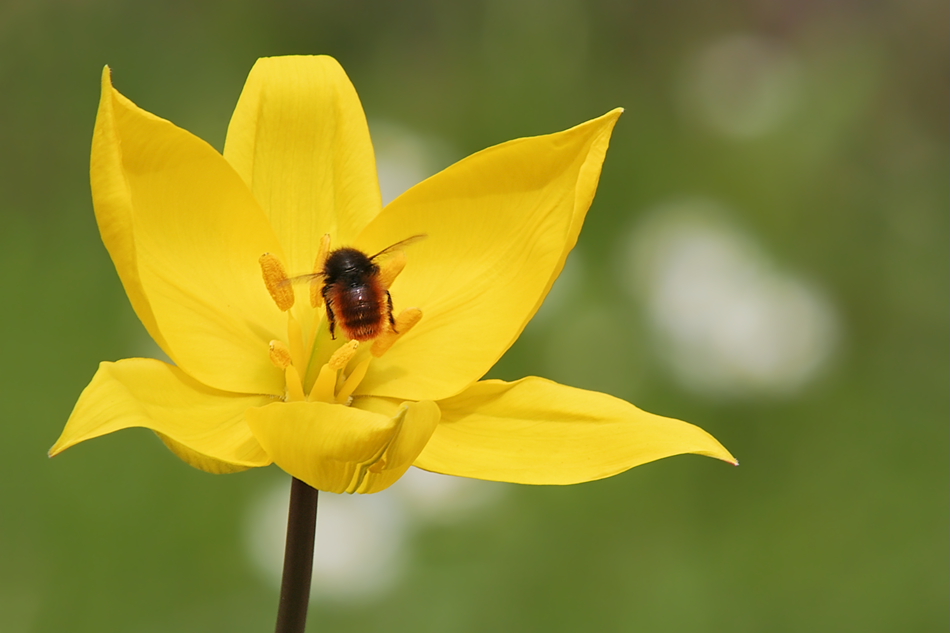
[50,56,735,495]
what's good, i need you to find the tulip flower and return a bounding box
[51,55,735,496]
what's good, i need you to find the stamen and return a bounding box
[284,365,306,402]
[259,253,295,311]
[328,340,360,370]
[308,363,337,403]
[371,308,423,357]
[311,233,331,308]
[269,340,305,401]
[377,249,408,290]
[336,357,371,404]
[286,313,306,371]
[268,340,294,369]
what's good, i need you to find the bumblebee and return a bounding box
[318,235,424,341]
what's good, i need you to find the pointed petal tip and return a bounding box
[600,108,623,133]
[586,107,623,129]
[703,443,739,467]
[597,107,623,124]
[100,65,113,91]
[48,439,68,459]
[48,437,77,459]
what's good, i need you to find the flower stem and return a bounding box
[275,477,319,633]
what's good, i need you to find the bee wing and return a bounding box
[279,272,326,287]
[369,234,427,261]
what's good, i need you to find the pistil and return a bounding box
[308,364,338,403]
[335,357,371,404]
[308,341,361,403]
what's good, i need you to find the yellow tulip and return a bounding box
[50,56,735,494]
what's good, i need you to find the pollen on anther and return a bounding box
[371,308,423,357]
[259,253,295,311]
[377,249,408,290]
[269,340,294,369]
[328,340,360,370]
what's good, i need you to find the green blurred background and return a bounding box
[2,1,947,631]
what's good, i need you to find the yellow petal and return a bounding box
[91,66,168,355]
[224,55,383,277]
[49,358,272,473]
[354,110,622,402]
[357,399,441,494]
[414,377,737,485]
[95,68,287,395]
[532,109,624,319]
[245,401,397,494]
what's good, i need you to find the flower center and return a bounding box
[258,235,422,404]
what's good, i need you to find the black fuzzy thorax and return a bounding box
[322,248,380,285]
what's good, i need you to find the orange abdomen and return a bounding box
[330,277,389,341]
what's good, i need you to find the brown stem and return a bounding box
[274,477,319,633]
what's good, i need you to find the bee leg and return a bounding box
[386,291,397,333]
[322,286,337,340]
[326,306,338,339]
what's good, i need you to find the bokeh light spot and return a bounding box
[680,33,802,139]
[623,198,838,398]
